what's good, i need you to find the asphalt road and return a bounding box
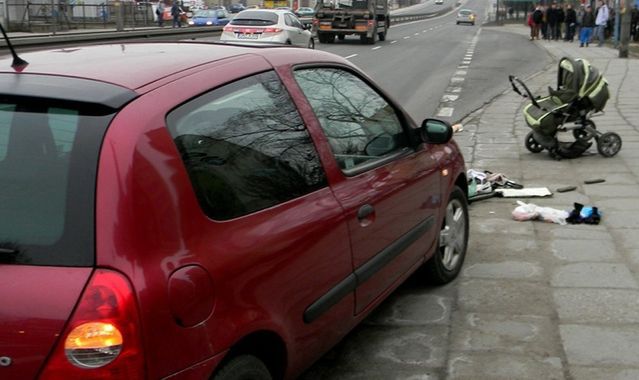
[313,0,550,124]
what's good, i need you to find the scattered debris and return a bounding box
[512,201,569,225]
[495,187,553,198]
[452,123,464,133]
[584,178,606,184]
[556,186,577,193]
[566,203,601,224]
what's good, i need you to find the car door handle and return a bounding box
[357,204,375,220]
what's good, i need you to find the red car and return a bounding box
[0,41,468,379]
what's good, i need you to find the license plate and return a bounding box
[237,33,259,39]
[337,23,347,27]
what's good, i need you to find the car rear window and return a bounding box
[230,11,279,25]
[0,100,113,266]
[459,10,472,15]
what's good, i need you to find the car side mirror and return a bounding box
[419,118,453,144]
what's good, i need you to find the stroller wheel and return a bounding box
[596,132,622,157]
[525,131,544,153]
[573,120,596,141]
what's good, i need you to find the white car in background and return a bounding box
[221,9,315,49]
[435,0,444,4]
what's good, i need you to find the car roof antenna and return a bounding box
[0,22,28,72]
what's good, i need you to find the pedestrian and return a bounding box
[555,3,565,40]
[580,4,595,47]
[541,5,549,40]
[532,5,543,40]
[171,0,183,28]
[595,0,609,46]
[156,1,164,27]
[564,3,577,42]
[547,3,559,40]
[632,5,638,42]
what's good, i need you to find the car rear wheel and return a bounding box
[422,186,468,285]
[213,355,272,380]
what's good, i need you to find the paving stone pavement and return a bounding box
[302,25,639,380]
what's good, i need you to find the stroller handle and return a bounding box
[508,75,540,108]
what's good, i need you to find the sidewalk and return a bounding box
[450,24,639,379]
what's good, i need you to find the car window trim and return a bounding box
[340,147,413,177]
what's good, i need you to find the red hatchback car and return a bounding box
[0,42,468,379]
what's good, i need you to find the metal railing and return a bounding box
[5,1,157,32]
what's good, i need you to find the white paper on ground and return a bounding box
[496,187,553,198]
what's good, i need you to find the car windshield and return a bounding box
[0,100,113,266]
[231,11,279,25]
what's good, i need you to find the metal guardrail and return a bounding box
[0,5,456,49]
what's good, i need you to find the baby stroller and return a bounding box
[509,56,622,159]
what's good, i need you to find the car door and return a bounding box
[285,13,307,46]
[293,67,442,314]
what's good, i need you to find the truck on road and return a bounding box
[313,0,389,44]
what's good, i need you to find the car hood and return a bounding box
[0,265,93,379]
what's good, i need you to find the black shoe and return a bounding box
[580,43,584,47]
[566,203,584,224]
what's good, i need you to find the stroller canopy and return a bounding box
[557,57,602,99]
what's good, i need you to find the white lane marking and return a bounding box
[372,46,381,50]
[390,40,398,44]
[403,36,411,39]
[458,65,469,69]
[414,32,420,35]
[442,94,459,102]
[423,30,427,32]
[455,70,467,76]
[345,54,358,59]
[450,87,463,93]
[437,107,454,117]
[462,60,471,65]
[451,77,465,83]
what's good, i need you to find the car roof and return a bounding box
[0,42,346,93]
[238,8,290,15]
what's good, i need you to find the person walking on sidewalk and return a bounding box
[530,5,543,40]
[156,0,164,27]
[171,0,183,28]
[565,3,577,42]
[580,4,595,47]
[595,0,609,46]
[555,3,565,40]
[547,3,559,40]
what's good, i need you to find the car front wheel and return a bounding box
[422,186,469,285]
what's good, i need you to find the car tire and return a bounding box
[338,34,345,41]
[308,37,315,49]
[213,355,272,380]
[422,186,468,285]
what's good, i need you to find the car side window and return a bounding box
[285,13,302,28]
[294,68,409,171]
[166,70,327,221]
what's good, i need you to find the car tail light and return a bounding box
[312,18,319,26]
[367,20,374,27]
[223,25,233,32]
[39,269,145,379]
[263,27,283,34]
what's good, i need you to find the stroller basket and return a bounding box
[509,56,621,159]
